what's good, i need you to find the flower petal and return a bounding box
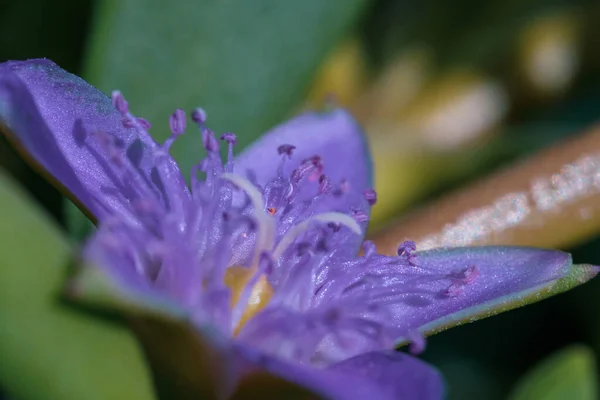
[0,60,95,213]
[328,351,445,400]
[384,246,594,338]
[237,110,372,192]
[236,110,372,208]
[234,346,443,400]
[0,59,180,220]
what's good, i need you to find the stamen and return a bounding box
[318,175,332,194]
[363,189,377,206]
[397,240,418,266]
[220,132,237,144]
[94,97,414,365]
[277,144,296,157]
[221,173,275,266]
[454,265,479,284]
[272,212,362,260]
[291,158,318,183]
[163,109,186,150]
[351,209,369,223]
[135,117,152,130]
[397,240,417,256]
[333,179,350,197]
[191,107,207,125]
[220,132,237,172]
[169,108,186,135]
[202,129,220,152]
[123,117,152,130]
[111,91,129,114]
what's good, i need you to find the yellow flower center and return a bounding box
[219,173,362,337]
[224,266,273,336]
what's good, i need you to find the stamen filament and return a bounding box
[272,212,362,260]
[221,173,276,269]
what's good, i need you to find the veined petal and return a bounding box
[235,109,373,251]
[0,59,188,220]
[384,246,587,338]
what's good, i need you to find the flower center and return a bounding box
[224,266,273,335]
[221,173,363,336]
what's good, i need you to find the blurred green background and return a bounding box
[1,0,600,398]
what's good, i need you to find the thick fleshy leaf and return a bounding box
[0,59,154,220]
[0,170,154,400]
[393,246,597,338]
[235,109,372,249]
[508,345,598,400]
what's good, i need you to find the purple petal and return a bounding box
[0,59,186,220]
[328,351,444,400]
[387,246,574,336]
[234,345,443,400]
[235,110,373,239]
[236,110,372,191]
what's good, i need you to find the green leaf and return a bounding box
[85,0,367,168]
[0,170,155,400]
[508,345,598,400]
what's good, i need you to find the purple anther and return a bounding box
[121,117,135,128]
[220,132,237,144]
[136,117,152,130]
[191,107,207,124]
[363,189,377,206]
[111,91,129,115]
[202,129,220,152]
[327,222,341,232]
[352,210,369,223]
[452,265,480,284]
[277,144,296,157]
[441,283,463,297]
[397,240,417,257]
[169,109,186,135]
[318,174,332,194]
[291,159,316,183]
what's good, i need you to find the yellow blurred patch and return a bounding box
[518,10,581,96]
[305,39,368,107]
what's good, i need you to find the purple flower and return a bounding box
[0,59,596,400]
